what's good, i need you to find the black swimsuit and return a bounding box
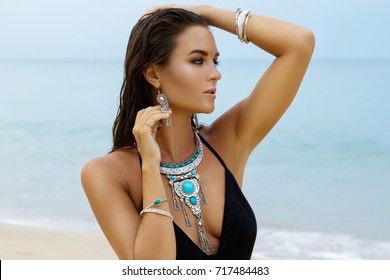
[139,133,257,260]
[175,134,257,259]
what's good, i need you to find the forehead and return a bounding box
[173,25,218,56]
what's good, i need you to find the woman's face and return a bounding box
[157,25,222,114]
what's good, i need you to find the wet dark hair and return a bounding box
[111,8,208,152]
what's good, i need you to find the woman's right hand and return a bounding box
[132,106,171,165]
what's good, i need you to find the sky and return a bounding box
[0,0,389,60]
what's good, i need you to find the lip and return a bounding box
[203,88,217,95]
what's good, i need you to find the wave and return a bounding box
[253,228,390,260]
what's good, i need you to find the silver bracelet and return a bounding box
[140,208,174,221]
[140,198,173,220]
[242,11,251,43]
[235,8,242,38]
[141,198,167,212]
[235,9,251,44]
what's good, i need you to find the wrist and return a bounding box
[198,5,212,22]
[141,161,160,174]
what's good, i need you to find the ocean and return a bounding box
[1,58,389,259]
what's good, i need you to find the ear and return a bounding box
[143,64,160,89]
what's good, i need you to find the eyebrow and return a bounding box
[188,49,220,57]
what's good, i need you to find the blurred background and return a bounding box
[1,0,389,259]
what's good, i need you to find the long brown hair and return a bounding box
[111,9,208,152]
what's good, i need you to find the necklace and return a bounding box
[159,130,211,254]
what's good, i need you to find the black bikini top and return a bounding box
[174,133,257,259]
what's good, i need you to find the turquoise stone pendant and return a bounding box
[167,173,210,253]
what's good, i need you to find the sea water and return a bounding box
[0,58,389,259]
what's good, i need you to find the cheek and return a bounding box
[166,64,199,89]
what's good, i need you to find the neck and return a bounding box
[156,114,197,163]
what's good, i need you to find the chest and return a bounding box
[163,147,226,253]
[129,145,227,253]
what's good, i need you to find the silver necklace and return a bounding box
[159,131,211,254]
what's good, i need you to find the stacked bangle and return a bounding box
[235,8,251,43]
[140,198,173,221]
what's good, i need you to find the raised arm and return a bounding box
[200,5,315,156]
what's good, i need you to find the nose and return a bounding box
[209,64,222,81]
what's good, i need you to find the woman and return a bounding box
[81,4,315,260]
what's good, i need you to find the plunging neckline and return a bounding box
[172,168,229,256]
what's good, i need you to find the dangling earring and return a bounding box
[192,114,199,130]
[157,89,172,126]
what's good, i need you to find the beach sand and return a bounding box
[0,222,117,260]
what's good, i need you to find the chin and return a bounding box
[191,102,215,114]
[201,105,215,114]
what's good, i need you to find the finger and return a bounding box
[136,106,157,119]
[135,106,168,129]
[140,105,171,118]
[143,121,154,130]
[144,111,171,124]
[137,110,171,131]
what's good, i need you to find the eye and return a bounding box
[213,59,220,66]
[192,58,204,65]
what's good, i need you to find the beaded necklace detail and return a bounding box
[159,130,211,254]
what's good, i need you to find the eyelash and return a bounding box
[192,58,219,66]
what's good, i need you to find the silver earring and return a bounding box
[157,89,172,126]
[192,114,199,129]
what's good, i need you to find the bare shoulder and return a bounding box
[81,149,142,196]
[80,149,143,258]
